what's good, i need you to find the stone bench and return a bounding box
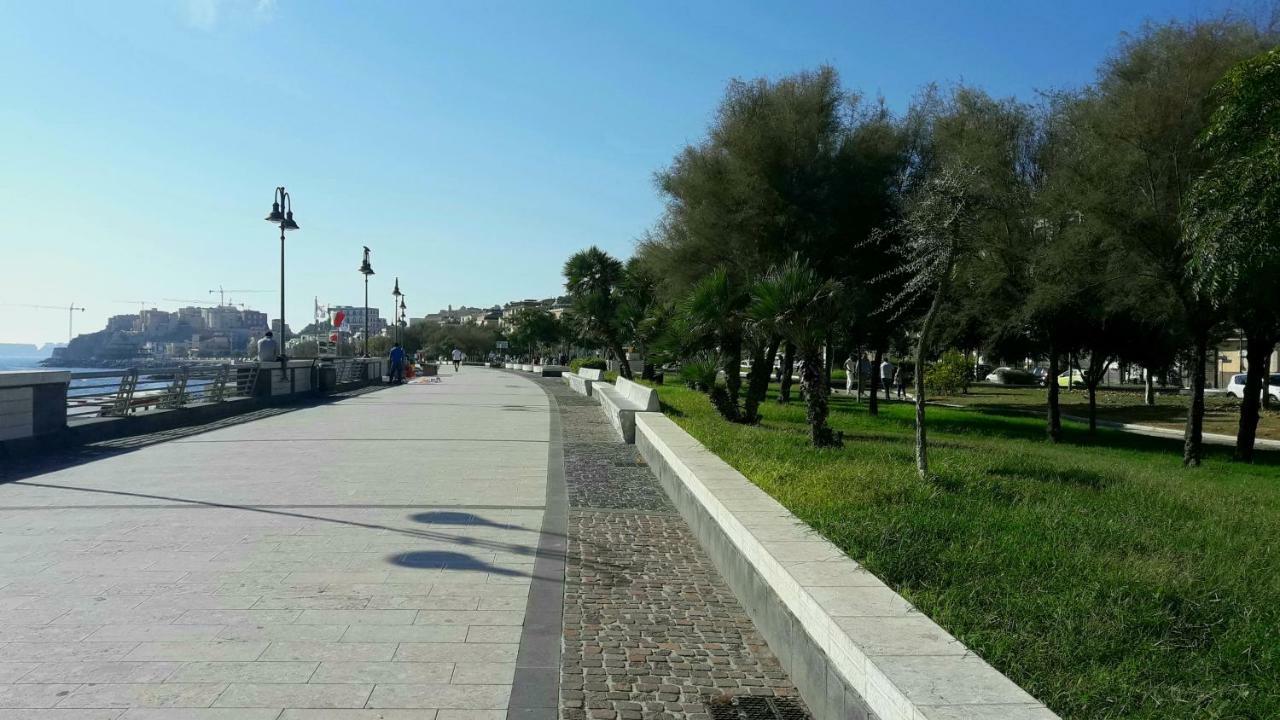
[565,367,604,396]
[532,365,568,377]
[595,376,659,443]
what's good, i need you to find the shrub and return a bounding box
[571,357,608,373]
[679,354,738,420]
[679,357,719,392]
[926,350,969,396]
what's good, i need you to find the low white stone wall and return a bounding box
[634,412,1058,720]
[0,371,69,442]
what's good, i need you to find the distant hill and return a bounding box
[0,343,43,356]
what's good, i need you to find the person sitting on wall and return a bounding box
[257,331,277,362]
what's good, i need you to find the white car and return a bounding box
[1225,373,1280,401]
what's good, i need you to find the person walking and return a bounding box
[894,364,908,399]
[451,347,463,372]
[256,330,277,362]
[880,357,895,400]
[843,354,857,395]
[388,342,405,384]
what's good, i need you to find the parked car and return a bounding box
[1225,373,1280,401]
[1058,369,1086,388]
[985,366,1037,385]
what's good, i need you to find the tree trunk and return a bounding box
[741,338,779,424]
[1183,326,1208,467]
[1047,350,1062,443]
[800,349,840,447]
[914,255,955,480]
[1235,331,1274,462]
[610,341,634,380]
[1084,359,1110,436]
[1087,382,1098,435]
[723,334,743,419]
[869,348,883,417]
[1144,368,1156,406]
[855,347,864,403]
[778,342,796,403]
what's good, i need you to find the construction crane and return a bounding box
[209,286,269,306]
[2,303,86,343]
[112,299,159,310]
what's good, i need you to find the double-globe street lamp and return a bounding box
[265,187,299,359]
[399,296,407,346]
[359,247,375,357]
[391,278,402,346]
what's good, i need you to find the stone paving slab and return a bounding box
[0,370,551,717]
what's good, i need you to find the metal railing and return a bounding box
[67,364,260,419]
[331,358,366,385]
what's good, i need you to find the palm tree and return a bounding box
[750,257,843,447]
[681,268,750,421]
[563,247,633,379]
[616,258,662,380]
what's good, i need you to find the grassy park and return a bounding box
[939,384,1280,441]
[653,382,1280,719]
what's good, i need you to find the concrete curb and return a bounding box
[634,412,1059,720]
[508,375,567,720]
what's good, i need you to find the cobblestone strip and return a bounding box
[533,378,809,720]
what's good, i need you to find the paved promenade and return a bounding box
[0,368,814,720]
[0,369,552,718]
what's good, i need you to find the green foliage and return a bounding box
[678,355,719,392]
[750,257,844,446]
[401,321,499,360]
[569,357,607,373]
[506,308,561,355]
[1187,46,1280,303]
[925,349,969,396]
[362,335,393,357]
[563,246,633,379]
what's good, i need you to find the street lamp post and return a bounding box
[359,247,375,357]
[264,187,299,359]
[399,296,407,346]
[391,278,403,346]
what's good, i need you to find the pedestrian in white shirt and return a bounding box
[256,331,277,362]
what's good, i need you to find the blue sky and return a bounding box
[0,0,1238,345]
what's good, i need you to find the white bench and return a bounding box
[595,375,659,443]
[565,367,604,396]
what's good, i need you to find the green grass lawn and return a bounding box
[654,383,1280,719]
[939,384,1280,442]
